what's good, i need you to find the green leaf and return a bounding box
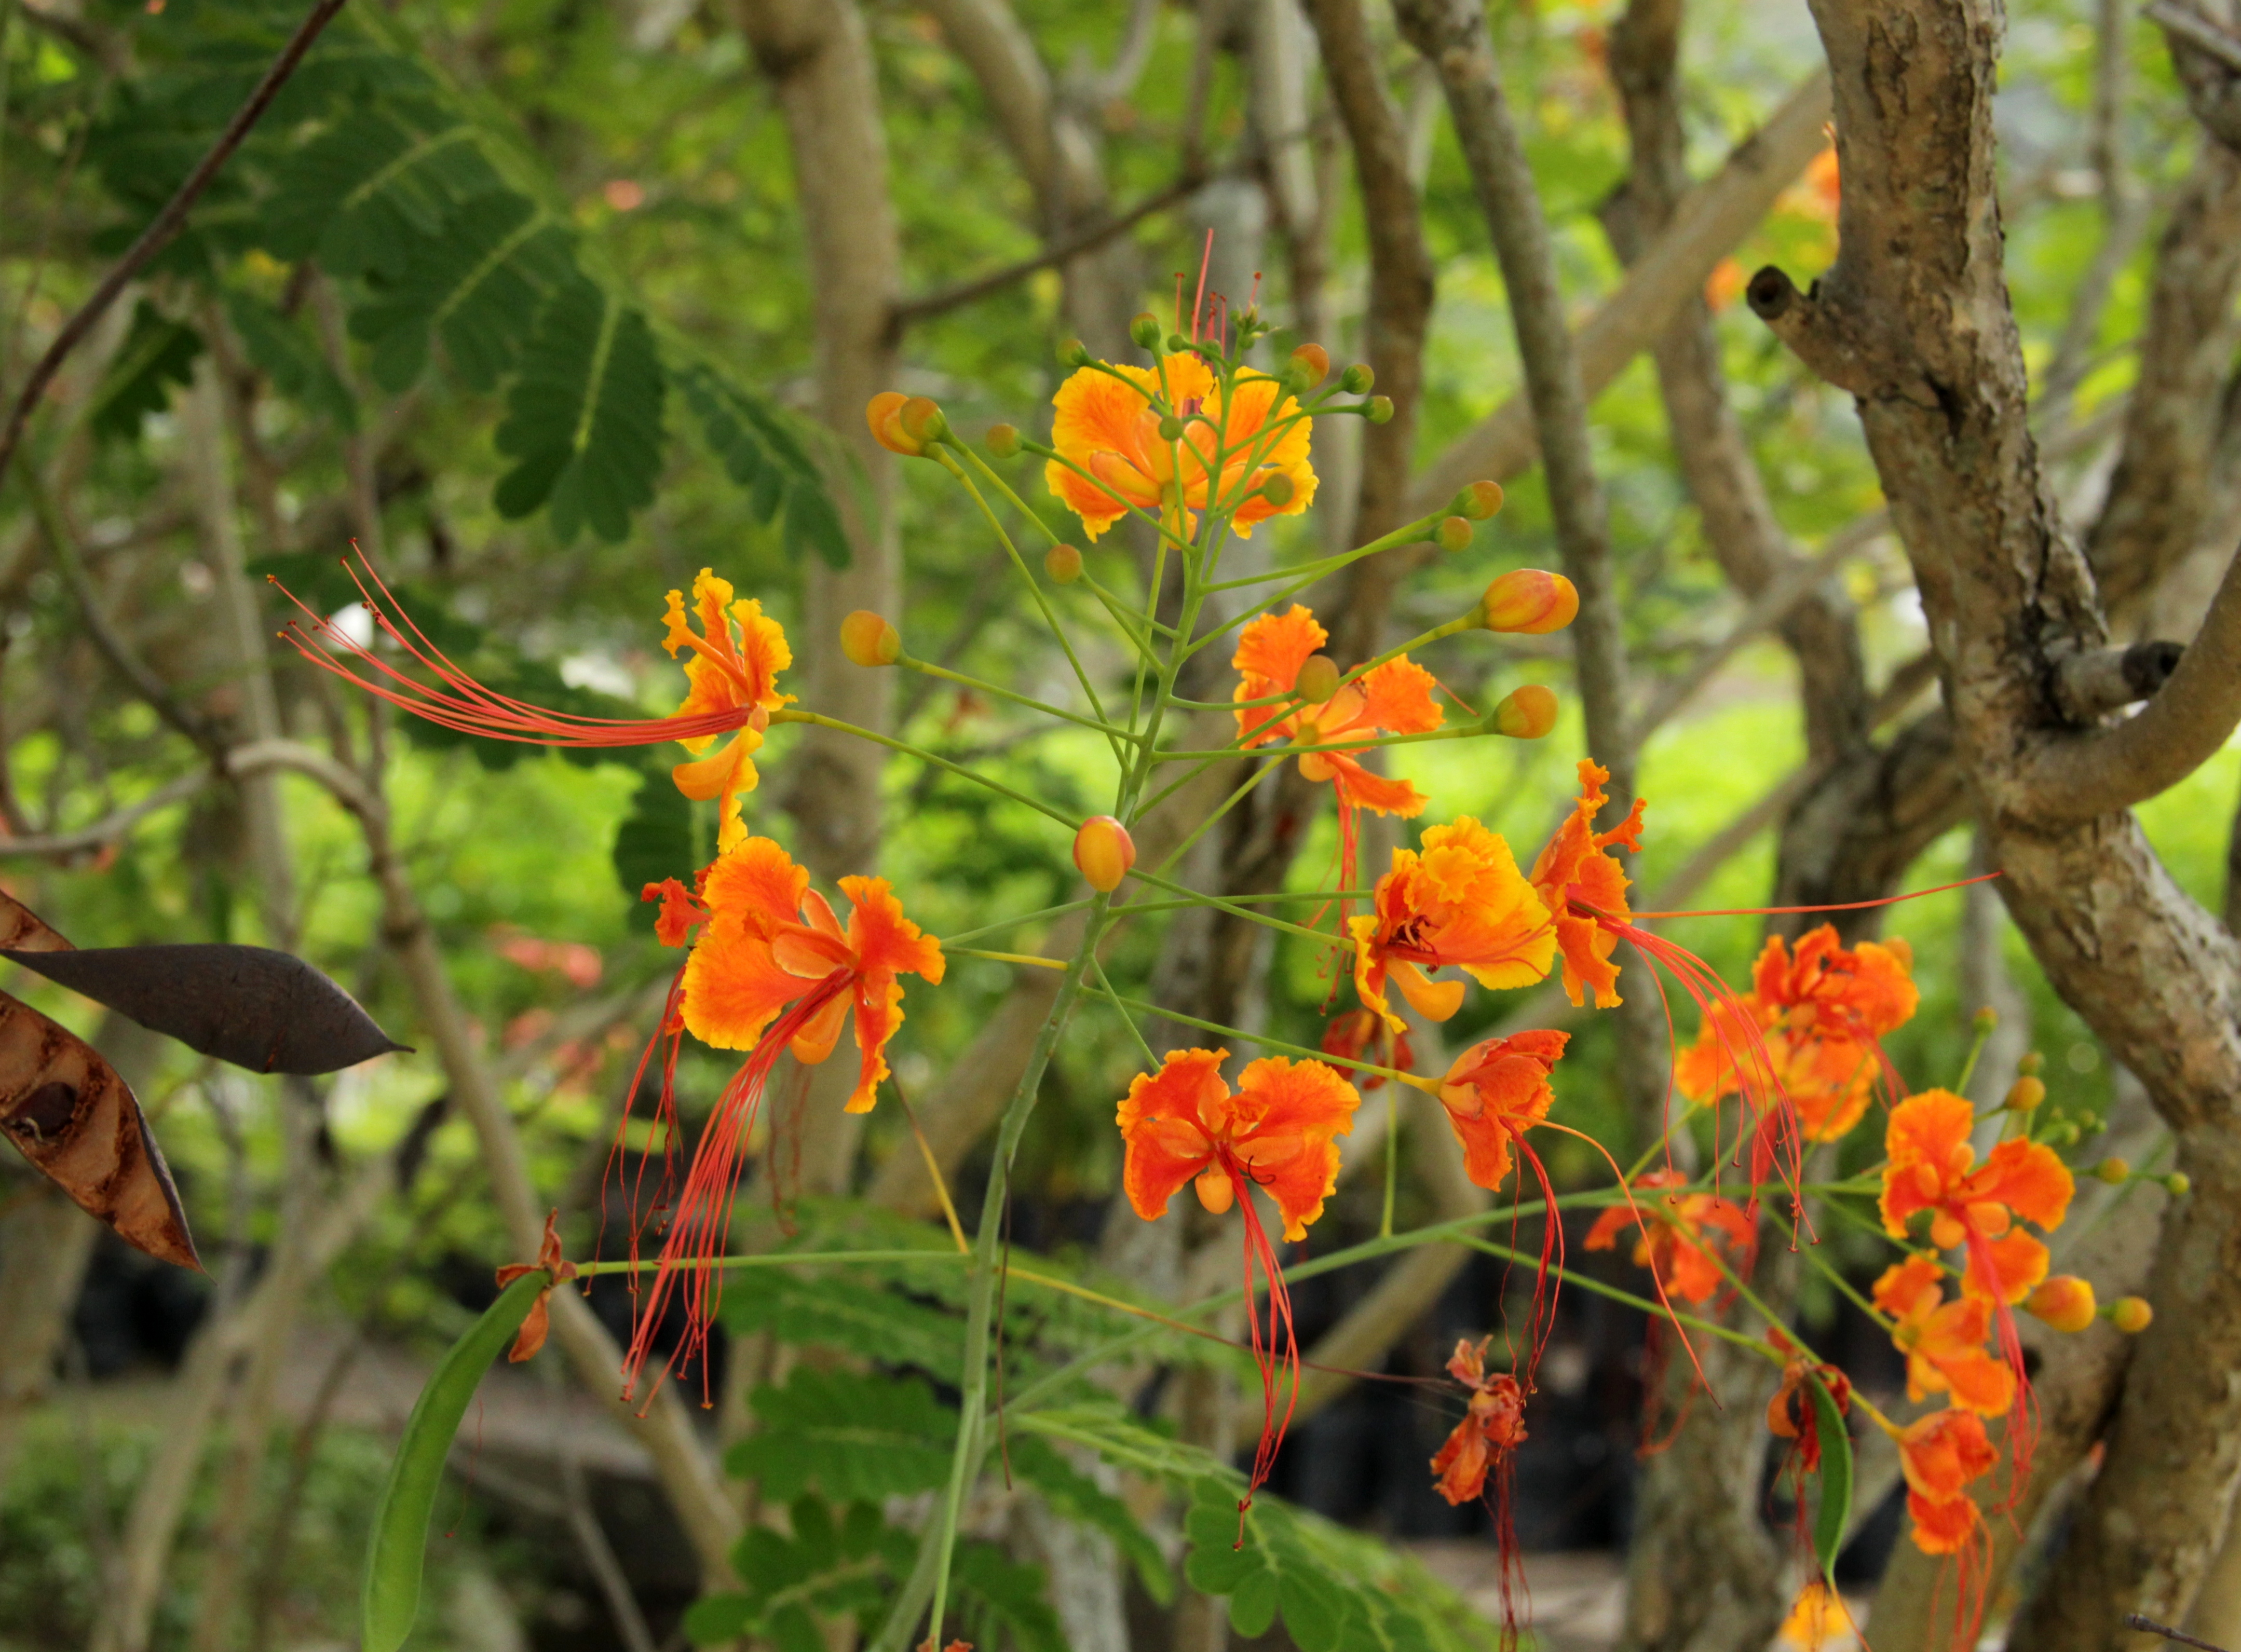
[949,1544,1067,1652]
[680,364,852,569]
[90,302,203,444]
[258,101,499,280]
[360,1271,546,1652]
[224,291,356,430]
[1808,1373,1853,1581]
[695,1496,912,1649]
[349,188,574,393]
[729,1367,955,1504]
[493,276,666,544]
[1228,1568,1280,1639]
[720,1259,974,1384]
[613,770,698,919]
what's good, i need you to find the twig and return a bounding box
[0,770,210,858]
[0,0,349,482]
[2127,1615,2232,1652]
[2146,1,2241,74]
[886,174,1200,336]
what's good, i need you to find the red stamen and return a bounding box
[1623,871,2001,920]
[1227,1162,1300,1545]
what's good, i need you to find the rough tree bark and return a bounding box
[1752,3,2241,1643]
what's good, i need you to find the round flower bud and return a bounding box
[1292,343,1330,386]
[1451,481,1505,521]
[1058,337,1092,368]
[1158,415,1186,441]
[2110,1296,2154,1334]
[1435,515,1474,554]
[1491,684,1559,740]
[2004,1075,2046,1112]
[1130,311,1165,350]
[1341,363,1375,394]
[1073,815,1136,893]
[2018,1051,2044,1075]
[1296,654,1341,705]
[1166,332,1192,355]
[867,392,943,457]
[1044,544,1084,584]
[1261,472,1296,508]
[1972,1005,1999,1034]
[2095,1156,2131,1185]
[2165,1171,2193,1198]
[1482,569,1581,635]
[839,610,901,667]
[1365,395,1394,425]
[986,422,1022,458]
[2023,1275,2097,1334]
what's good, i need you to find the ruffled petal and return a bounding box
[1966,1230,2049,1305]
[1880,1088,1975,1235]
[681,918,805,1050]
[1976,1137,2074,1233]
[700,835,810,930]
[1324,754,1429,819]
[732,596,797,713]
[1233,606,1327,698]
[844,970,906,1113]
[1117,1049,1228,1223]
[1356,657,1444,735]
[838,875,946,986]
[1552,911,1623,1009]
[1227,1057,1357,1240]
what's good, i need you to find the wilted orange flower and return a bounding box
[277,557,797,850]
[1896,1406,1998,1555]
[1764,1327,1851,1474]
[1045,352,1314,540]
[1348,818,1555,1030]
[1528,761,1647,1009]
[1872,1255,2016,1416]
[1881,1089,2073,1302]
[493,1209,578,1364]
[1321,1008,1414,1089]
[1584,1169,1756,1306]
[665,570,796,850]
[681,835,944,1113]
[1436,1030,1569,1192]
[1117,1048,1358,1240]
[1676,925,1919,1141]
[1234,606,1444,903]
[1430,1337,1528,1506]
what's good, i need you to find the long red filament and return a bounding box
[271,554,754,749]
[1227,1162,1299,1545]
[600,966,690,1284]
[1962,1227,2040,1501]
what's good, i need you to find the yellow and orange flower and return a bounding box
[1234,605,1444,839]
[1675,925,1919,1141]
[1348,818,1556,1031]
[1896,1405,1999,1555]
[679,835,944,1112]
[1880,1089,2073,1302]
[1429,1336,1528,1506]
[1435,1030,1569,1191]
[1045,352,1314,540]
[664,569,796,851]
[1871,1256,2016,1416]
[1116,1049,1358,1241]
[1528,761,1647,1009]
[1583,1169,1756,1306]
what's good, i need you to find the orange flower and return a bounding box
[1676,925,1919,1142]
[1871,1256,2016,1416]
[1435,1030,1569,1191]
[1116,1049,1359,1241]
[1321,1009,1413,1090]
[1527,761,1647,1009]
[1896,1406,1998,1555]
[1348,818,1556,1030]
[681,836,944,1113]
[1880,1089,2073,1302]
[1233,606,1445,904]
[1583,1169,1756,1306]
[1764,1327,1851,1474]
[1045,352,1314,540]
[1776,1582,1856,1651]
[1429,1337,1528,1506]
[664,570,796,851]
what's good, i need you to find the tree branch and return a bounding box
[0,0,349,482]
[0,771,210,859]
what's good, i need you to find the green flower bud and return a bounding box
[1435,515,1474,554]
[1045,544,1084,584]
[1365,395,1394,425]
[1260,473,1296,508]
[1341,364,1375,394]
[986,422,1022,459]
[1129,311,1164,350]
[1058,338,1092,368]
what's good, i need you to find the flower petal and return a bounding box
[1117,1049,1227,1223]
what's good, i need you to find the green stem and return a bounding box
[773,710,1075,829]
[901,652,1139,744]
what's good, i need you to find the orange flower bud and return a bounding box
[1490,684,1559,740]
[1291,343,1330,386]
[1044,544,1084,584]
[2004,1075,2045,1112]
[987,422,1021,458]
[1073,815,1136,893]
[1435,515,1474,553]
[2024,1275,2097,1333]
[1451,481,1504,521]
[865,393,947,456]
[1482,569,1580,635]
[1296,654,1341,705]
[2110,1295,2154,1334]
[839,610,901,667]
[2095,1156,2131,1185]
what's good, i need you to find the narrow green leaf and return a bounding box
[90,302,202,444]
[360,1271,547,1652]
[1808,1373,1853,1581]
